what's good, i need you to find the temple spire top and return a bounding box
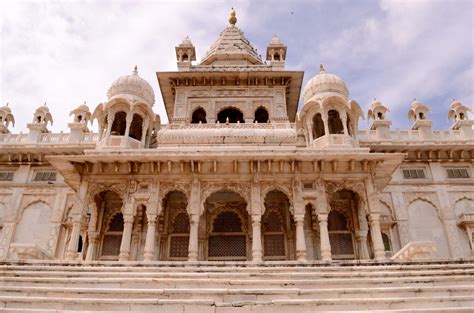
[229,8,237,26]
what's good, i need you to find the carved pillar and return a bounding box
[144,213,157,261]
[65,215,82,260]
[105,111,114,138]
[65,180,89,260]
[369,213,385,261]
[322,112,329,135]
[119,214,134,261]
[307,120,314,143]
[356,230,370,259]
[188,214,199,261]
[341,113,348,135]
[365,177,386,261]
[85,232,99,261]
[251,214,262,262]
[141,119,149,147]
[85,200,98,261]
[318,213,332,261]
[123,112,133,139]
[295,214,307,262]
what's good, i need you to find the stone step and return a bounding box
[2,260,474,272]
[2,309,474,313]
[2,274,473,289]
[1,284,473,300]
[2,267,473,280]
[1,295,473,312]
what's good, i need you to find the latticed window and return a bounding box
[33,171,57,182]
[169,212,189,259]
[328,211,354,259]
[209,211,246,259]
[101,213,123,258]
[402,169,426,179]
[171,212,189,233]
[262,210,286,258]
[0,171,14,181]
[446,168,470,179]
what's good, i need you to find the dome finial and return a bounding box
[229,7,237,26]
[319,64,325,74]
[133,65,138,75]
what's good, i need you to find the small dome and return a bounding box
[270,35,281,45]
[181,36,193,46]
[107,66,155,106]
[0,103,11,113]
[302,65,349,103]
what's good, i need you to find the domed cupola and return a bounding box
[107,66,155,106]
[302,65,349,103]
[0,103,15,134]
[299,65,363,149]
[93,66,160,150]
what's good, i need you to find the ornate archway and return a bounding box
[202,190,249,260]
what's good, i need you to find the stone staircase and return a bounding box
[0,260,474,312]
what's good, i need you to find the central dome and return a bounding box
[107,66,155,106]
[302,65,349,103]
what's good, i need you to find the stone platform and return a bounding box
[0,260,474,312]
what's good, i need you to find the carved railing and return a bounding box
[391,241,436,261]
[0,132,98,145]
[458,213,474,226]
[165,122,296,130]
[358,129,463,142]
[0,133,29,143]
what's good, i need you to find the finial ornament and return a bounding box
[133,65,138,74]
[319,64,325,74]
[229,8,237,26]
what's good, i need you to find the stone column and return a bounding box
[295,214,307,262]
[369,213,385,261]
[322,113,329,135]
[356,230,370,259]
[85,201,98,261]
[365,177,386,261]
[188,214,199,261]
[119,214,134,261]
[105,111,114,138]
[251,214,263,262]
[341,113,348,135]
[143,214,157,261]
[65,215,82,260]
[85,232,99,261]
[318,213,332,261]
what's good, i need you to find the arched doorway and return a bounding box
[327,110,343,134]
[262,190,294,260]
[202,190,248,260]
[217,107,244,123]
[191,107,207,124]
[328,189,370,260]
[94,190,124,261]
[254,107,269,123]
[159,190,189,260]
[312,113,325,139]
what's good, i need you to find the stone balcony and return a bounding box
[0,132,98,145]
[458,213,474,227]
[312,134,357,149]
[98,135,142,149]
[358,129,468,144]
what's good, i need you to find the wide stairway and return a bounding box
[1,260,474,312]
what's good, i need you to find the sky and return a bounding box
[1,0,473,133]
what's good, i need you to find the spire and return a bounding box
[229,7,237,26]
[319,64,325,74]
[133,65,138,75]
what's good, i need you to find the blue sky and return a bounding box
[1,0,473,132]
